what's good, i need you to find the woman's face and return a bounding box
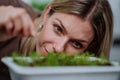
[36,12,94,55]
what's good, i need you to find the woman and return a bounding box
[0,0,113,80]
[20,0,113,58]
[0,0,113,57]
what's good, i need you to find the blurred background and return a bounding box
[22,0,120,62]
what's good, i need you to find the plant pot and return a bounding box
[2,57,120,80]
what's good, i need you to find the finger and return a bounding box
[27,15,36,37]
[25,14,36,37]
[21,13,35,37]
[21,13,30,36]
[30,24,36,37]
[10,8,27,36]
[5,21,13,34]
[12,16,22,35]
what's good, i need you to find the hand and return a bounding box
[0,6,36,37]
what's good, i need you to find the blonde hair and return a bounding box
[20,0,113,58]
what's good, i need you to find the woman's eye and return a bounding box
[54,24,63,33]
[71,41,83,49]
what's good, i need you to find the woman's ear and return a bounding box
[42,5,52,24]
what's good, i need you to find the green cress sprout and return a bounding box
[12,52,111,66]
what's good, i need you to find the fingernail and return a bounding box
[31,31,36,37]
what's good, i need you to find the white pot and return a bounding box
[2,57,120,80]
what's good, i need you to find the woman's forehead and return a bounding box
[49,12,94,41]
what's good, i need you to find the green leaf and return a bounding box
[12,51,112,66]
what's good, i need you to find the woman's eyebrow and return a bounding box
[55,18,68,34]
[76,39,89,45]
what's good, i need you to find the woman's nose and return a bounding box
[54,37,68,53]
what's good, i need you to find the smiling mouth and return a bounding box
[43,45,56,54]
[43,47,48,53]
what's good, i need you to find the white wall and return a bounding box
[22,0,32,4]
[108,0,120,62]
[109,0,120,38]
